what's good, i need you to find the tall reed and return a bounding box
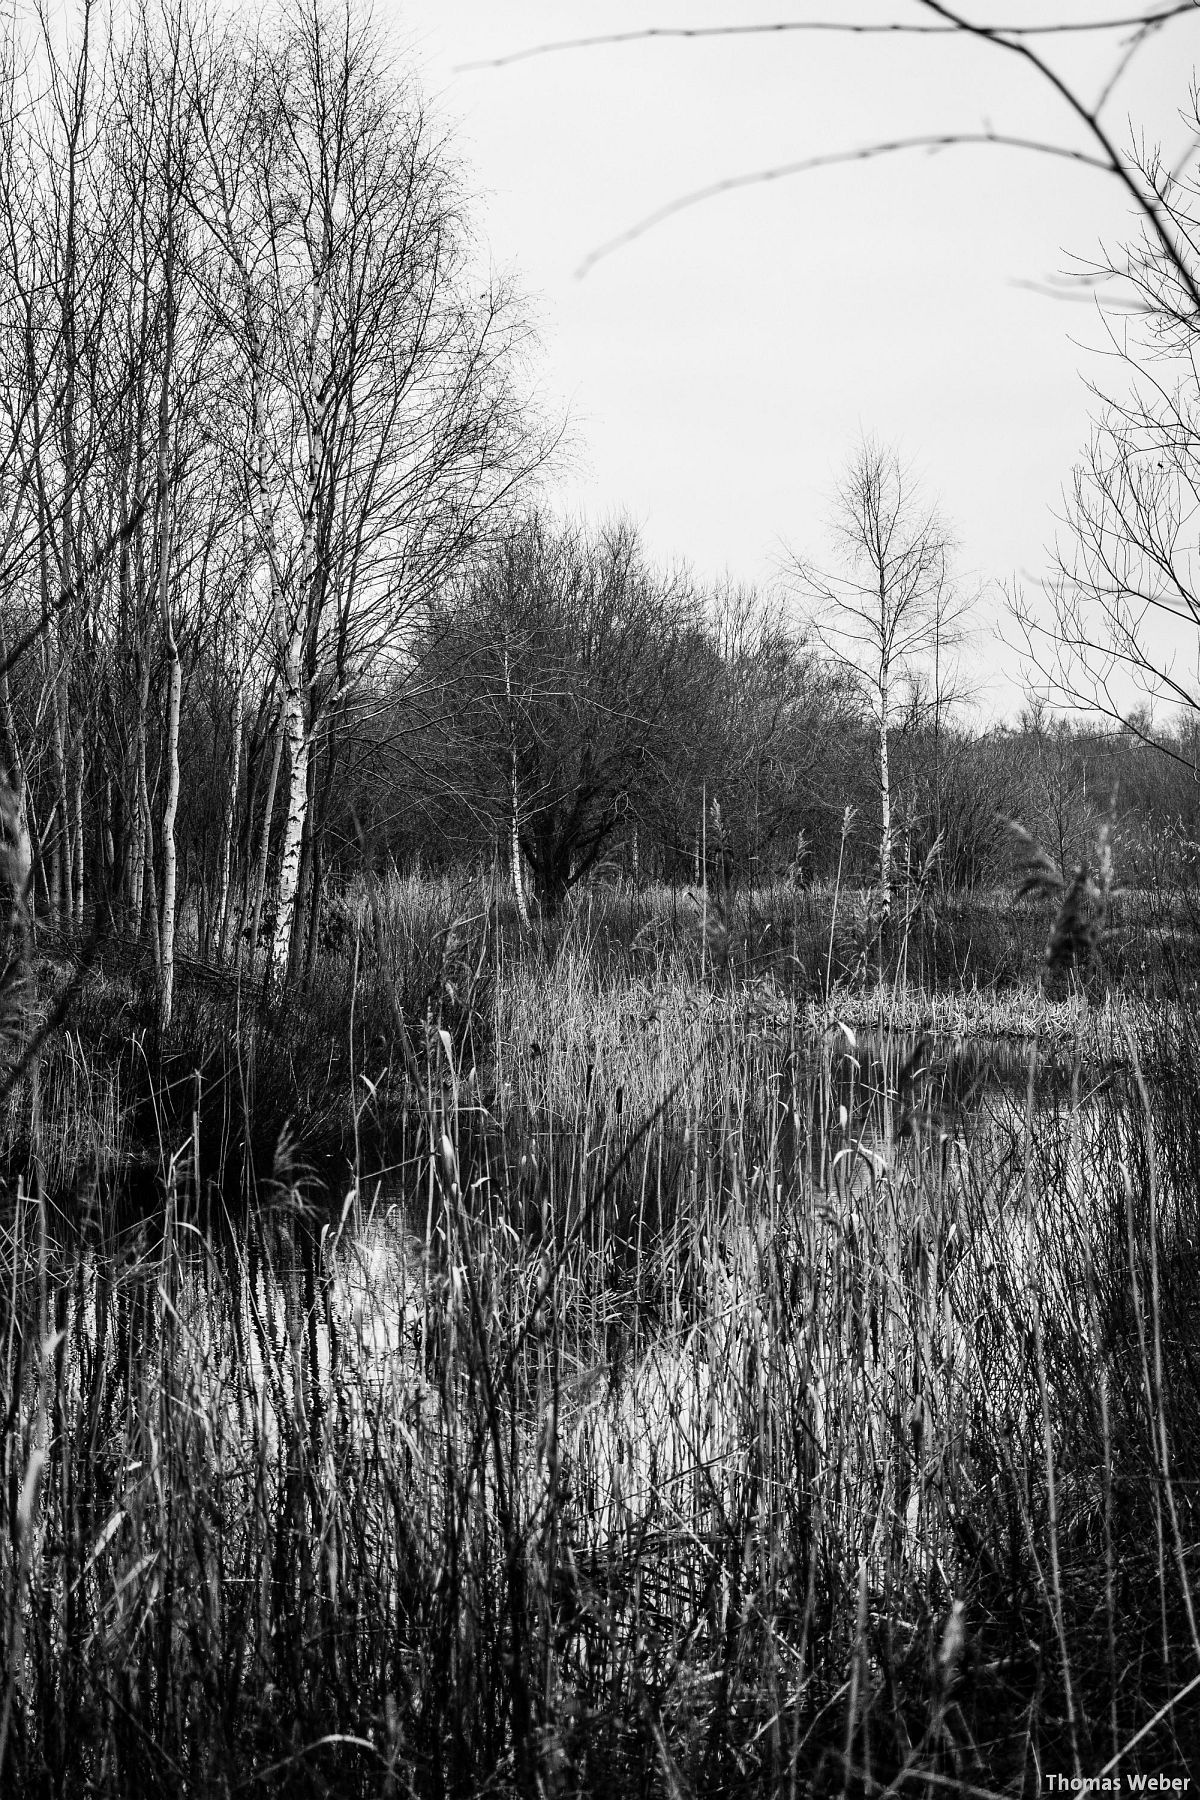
[0,869,1197,1793]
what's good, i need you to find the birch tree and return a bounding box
[795,440,969,919]
[146,17,185,1027]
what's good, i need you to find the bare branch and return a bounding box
[915,0,1200,314]
[575,133,1112,279]
[459,7,1197,72]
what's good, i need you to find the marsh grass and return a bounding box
[1,874,1199,1795]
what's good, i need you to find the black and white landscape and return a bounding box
[1,3,1199,1795]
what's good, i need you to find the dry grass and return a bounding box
[1,870,1199,1795]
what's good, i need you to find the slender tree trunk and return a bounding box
[216,697,243,963]
[141,767,160,976]
[0,641,24,801]
[71,734,84,927]
[131,780,144,936]
[155,407,180,1023]
[933,605,942,874]
[131,653,149,939]
[510,803,529,931]
[270,379,327,981]
[34,632,63,929]
[153,60,182,1027]
[270,236,335,986]
[233,705,266,954]
[157,593,182,1022]
[878,666,892,923]
[0,626,28,837]
[48,643,70,927]
[249,706,283,965]
[216,545,249,962]
[287,742,318,984]
[99,776,114,931]
[59,40,83,936]
[248,372,309,980]
[505,648,530,931]
[0,627,32,932]
[270,661,308,978]
[117,437,137,933]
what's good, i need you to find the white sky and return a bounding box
[383,1,1199,719]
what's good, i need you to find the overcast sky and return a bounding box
[384,1,1198,719]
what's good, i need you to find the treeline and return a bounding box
[350,514,1200,908]
[0,0,1197,1017]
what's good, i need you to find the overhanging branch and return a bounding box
[575,134,1112,279]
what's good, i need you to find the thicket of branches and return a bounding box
[0,0,547,1021]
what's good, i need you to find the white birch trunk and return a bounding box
[216,539,249,961]
[505,647,530,930]
[216,686,243,961]
[158,636,182,1021]
[269,651,308,978]
[155,130,180,1031]
[268,328,328,981]
[131,656,150,939]
[71,736,84,926]
[249,706,283,964]
[142,777,160,975]
[511,801,529,931]
[50,676,70,927]
[878,668,892,922]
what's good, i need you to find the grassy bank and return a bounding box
[1,876,1199,1795]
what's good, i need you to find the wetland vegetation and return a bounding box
[5,870,1200,1796]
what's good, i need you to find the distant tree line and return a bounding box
[320,506,1200,911]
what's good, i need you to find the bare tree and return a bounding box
[1012,121,1200,760]
[793,439,970,918]
[423,514,696,914]
[142,11,188,1029]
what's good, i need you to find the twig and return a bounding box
[460,9,1196,71]
[575,134,1111,277]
